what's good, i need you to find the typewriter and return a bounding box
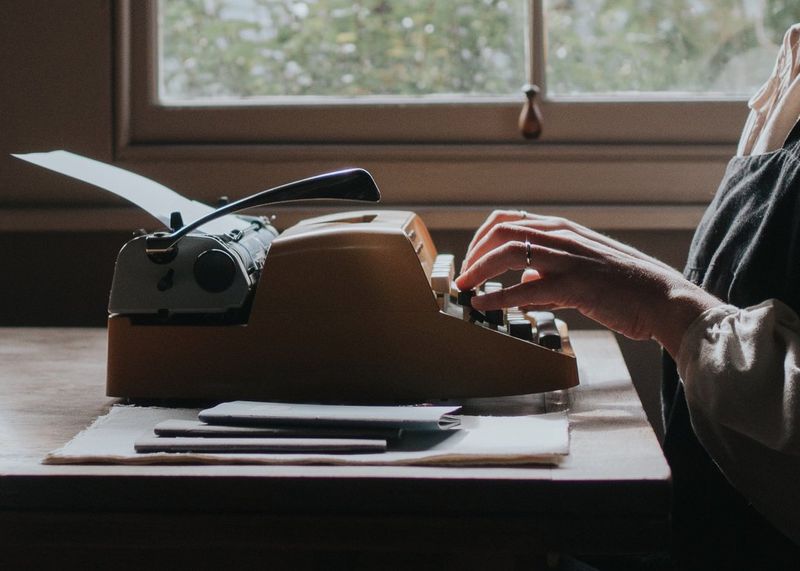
[16,151,578,403]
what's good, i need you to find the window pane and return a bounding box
[159,0,527,101]
[546,0,800,97]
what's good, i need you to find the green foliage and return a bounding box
[159,0,800,100]
[546,0,800,95]
[160,0,527,98]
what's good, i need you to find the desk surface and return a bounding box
[0,328,670,565]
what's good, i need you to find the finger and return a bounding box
[456,241,563,291]
[504,217,624,257]
[513,217,678,273]
[519,303,561,311]
[463,224,594,273]
[506,216,568,232]
[471,279,569,311]
[457,241,527,290]
[463,222,532,271]
[465,210,529,263]
[471,210,528,245]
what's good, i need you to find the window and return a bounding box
[116,1,800,227]
[159,0,528,101]
[546,0,794,98]
[158,0,791,102]
[128,0,800,144]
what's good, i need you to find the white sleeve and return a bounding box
[677,299,800,544]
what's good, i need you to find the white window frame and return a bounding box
[114,0,748,230]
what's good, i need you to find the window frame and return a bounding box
[125,0,748,145]
[114,0,746,229]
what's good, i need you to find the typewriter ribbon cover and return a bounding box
[15,151,578,402]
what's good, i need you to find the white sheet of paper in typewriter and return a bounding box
[13,150,250,235]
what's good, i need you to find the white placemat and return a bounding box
[44,405,569,466]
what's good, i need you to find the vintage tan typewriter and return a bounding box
[16,151,578,402]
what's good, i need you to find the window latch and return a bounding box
[518,84,543,140]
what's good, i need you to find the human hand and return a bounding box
[462,210,681,276]
[456,210,721,358]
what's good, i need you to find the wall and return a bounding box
[0,2,114,206]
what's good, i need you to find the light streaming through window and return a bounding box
[545,0,799,97]
[159,0,528,101]
[159,0,800,102]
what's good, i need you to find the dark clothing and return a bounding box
[662,120,800,569]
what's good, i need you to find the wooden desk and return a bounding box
[0,329,669,570]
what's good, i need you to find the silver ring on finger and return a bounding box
[524,239,532,267]
[519,210,528,220]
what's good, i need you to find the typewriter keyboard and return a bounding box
[431,253,568,352]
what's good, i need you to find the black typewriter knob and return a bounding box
[193,249,237,293]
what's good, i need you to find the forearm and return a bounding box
[648,275,723,360]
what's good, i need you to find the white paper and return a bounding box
[200,401,463,430]
[13,150,250,234]
[44,405,570,467]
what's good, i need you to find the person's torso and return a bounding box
[662,120,800,569]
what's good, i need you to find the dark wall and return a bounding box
[0,231,129,327]
[0,1,113,207]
